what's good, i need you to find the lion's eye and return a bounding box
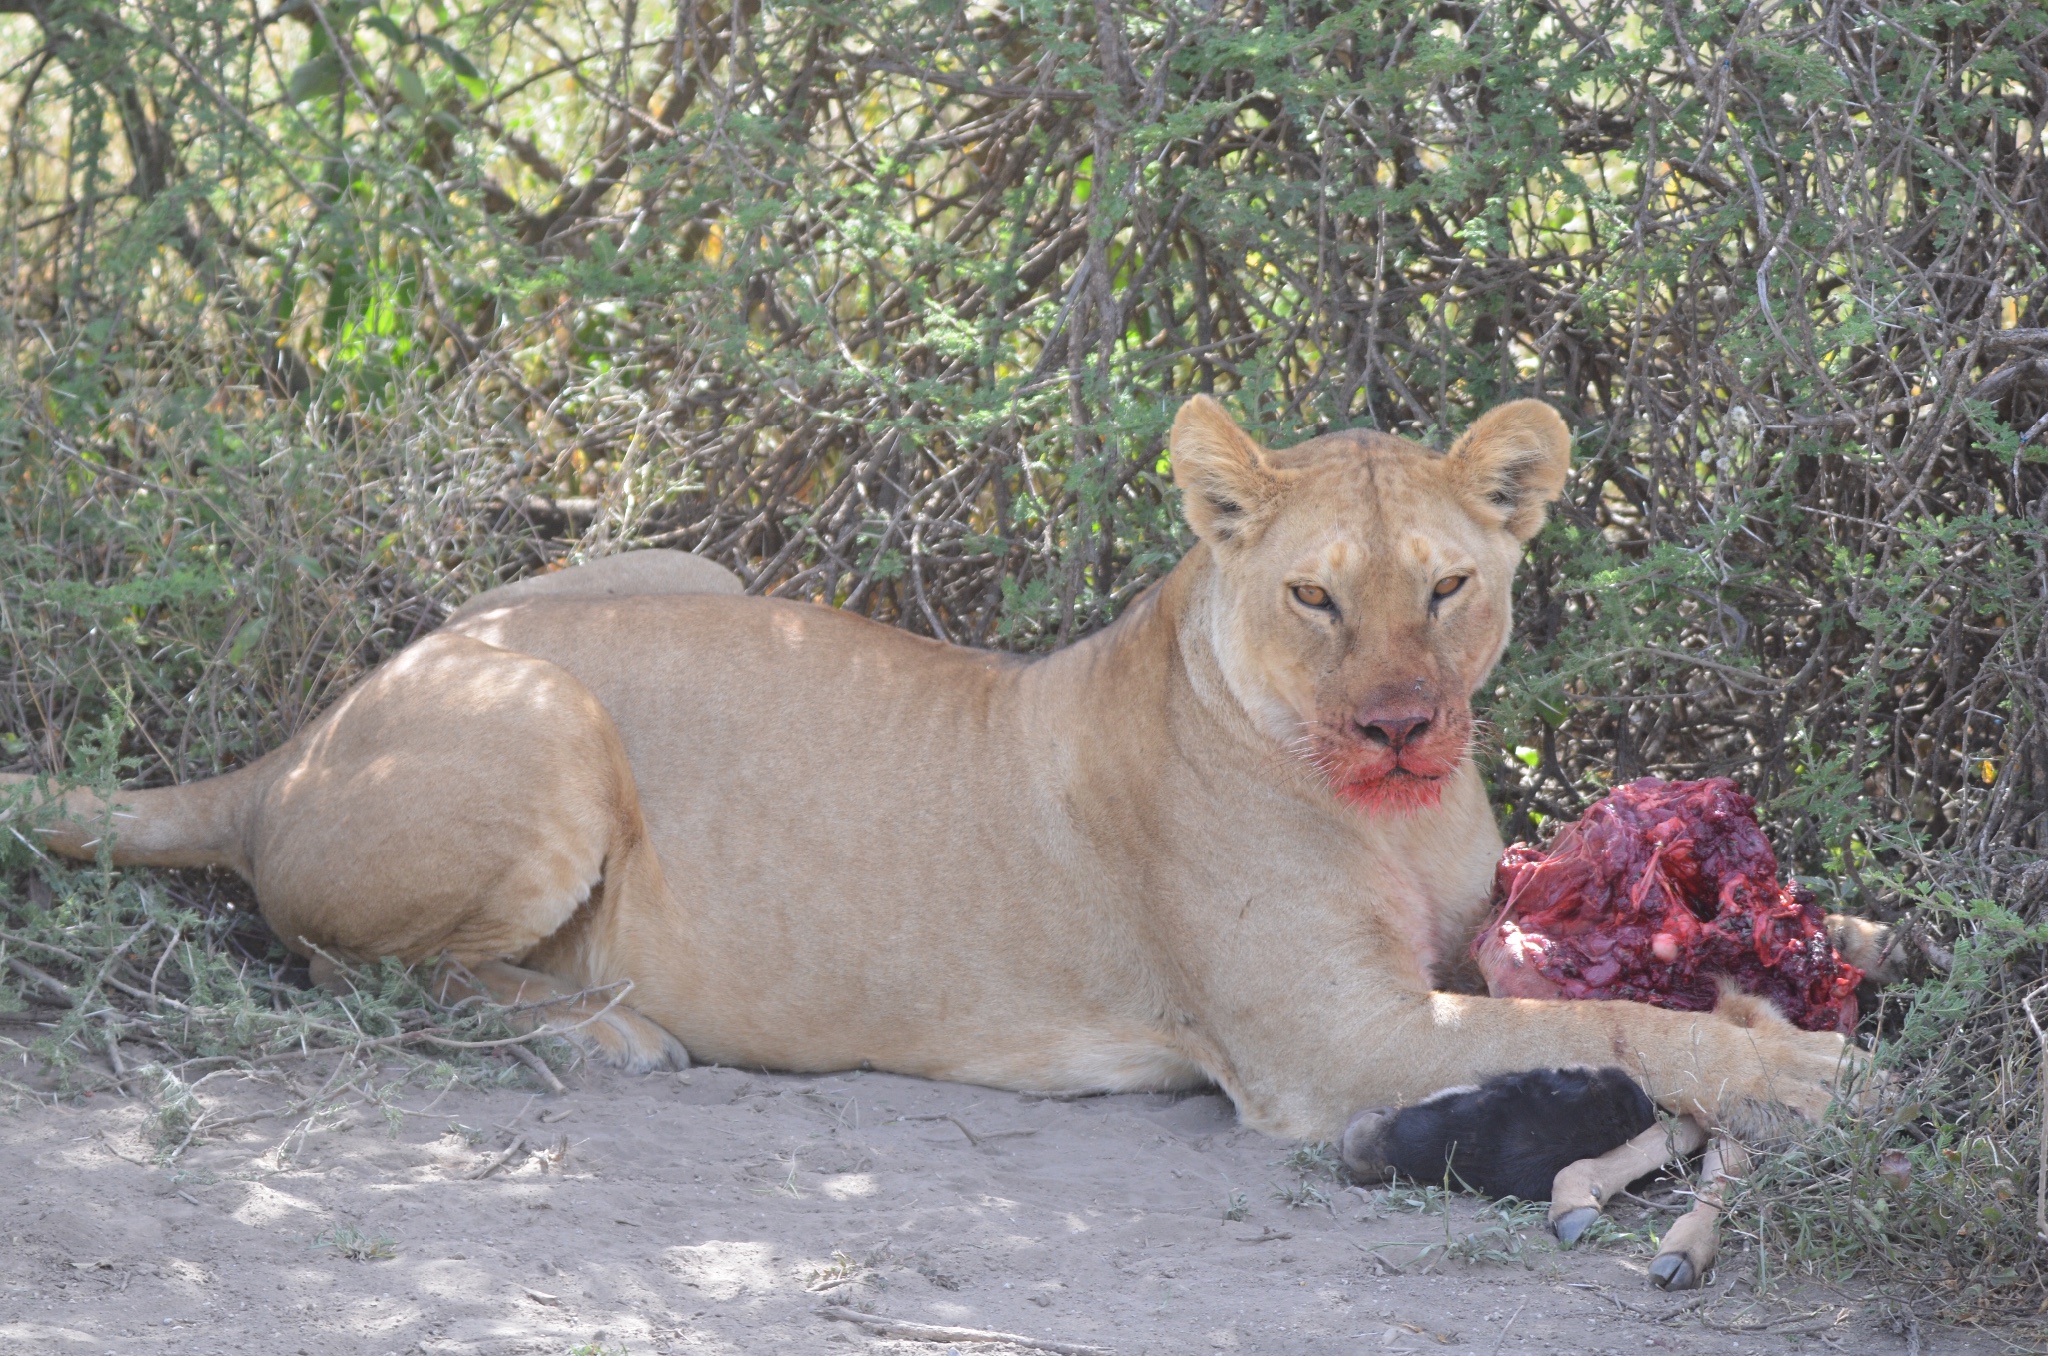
[1291,583,1333,611]
[1432,576,1467,600]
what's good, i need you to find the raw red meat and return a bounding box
[1473,778,1861,1033]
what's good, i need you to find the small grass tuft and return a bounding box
[315,1226,397,1262]
[804,1246,887,1296]
[1271,1179,1330,1210]
[1377,1179,1451,1217]
[1280,1141,1345,1181]
[144,1065,202,1153]
[1437,1221,1533,1269]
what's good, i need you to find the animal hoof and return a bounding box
[1649,1253,1697,1290]
[1551,1206,1598,1246]
[1340,1108,1394,1183]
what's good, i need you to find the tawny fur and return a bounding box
[3,398,1858,1138]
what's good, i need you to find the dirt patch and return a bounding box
[0,1062,1997,1355]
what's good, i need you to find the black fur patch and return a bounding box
[1351,1067,1655,1201]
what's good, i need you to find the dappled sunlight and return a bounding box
[228,1181,323,1228]
[0,1320,97,1345]
[0,1060,2009,1352]
[663,1240,782,1302]
[819,1172,877,1200]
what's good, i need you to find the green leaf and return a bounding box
[418,33,480,82]
[226,617,270,667]
[363,12,408,45]
[392,61,428,111]
[285,52,344,104]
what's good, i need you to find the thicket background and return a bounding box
[0,0,2042,1320]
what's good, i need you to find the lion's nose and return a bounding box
[1355,708,1433,751]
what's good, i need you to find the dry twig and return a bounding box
[817,1305,1111,1354]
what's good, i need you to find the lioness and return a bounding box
[9,397,1858,1139]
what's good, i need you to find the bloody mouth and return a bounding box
[1311,722,1469,814]
[1336,765,1448,813]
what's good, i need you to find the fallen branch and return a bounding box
[1912,932,1955,974]
[505,1042,566,1095]
[7,956,73,1006]
[817,1304,1111,1354]
[1588,1274,1738,1322]
[167,1103,289,1160]
[95,1135,156,1167]
[1698,1308,1847,1336]
[467,1134,527,1180]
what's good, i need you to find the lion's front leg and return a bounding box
[1437,992,1857,1140]
[1225,986,1862,1141]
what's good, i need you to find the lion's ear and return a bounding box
[1171,396,1279,547]
[1445,400,1572,540]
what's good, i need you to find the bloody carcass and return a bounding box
[1473,777,1861,1033]
[1462,776,1864,1288]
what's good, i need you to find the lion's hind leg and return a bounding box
[252,632,686,1071]
[430,956,687,1073]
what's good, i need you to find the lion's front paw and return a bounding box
[1664,992,1869,1138]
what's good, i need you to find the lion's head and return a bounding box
[1170,396,1571,813]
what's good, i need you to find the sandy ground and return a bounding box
[0,1058,2012,1356]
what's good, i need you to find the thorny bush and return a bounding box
[0,0,2042,1320]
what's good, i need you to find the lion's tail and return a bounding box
[0,765,265,873]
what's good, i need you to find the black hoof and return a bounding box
[1551,1206,1598,1246]
[1649,1253,1698,1290]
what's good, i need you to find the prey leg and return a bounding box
[1549,1115,1708,1246]
[1648,1136,1748,1290]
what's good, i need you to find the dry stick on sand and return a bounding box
[467,1135,527,1180]
[504,1042,566,1095]
[816,1304,1111,1355]
[1488,1299,1527,1356]
[902,1112,1036,1147]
